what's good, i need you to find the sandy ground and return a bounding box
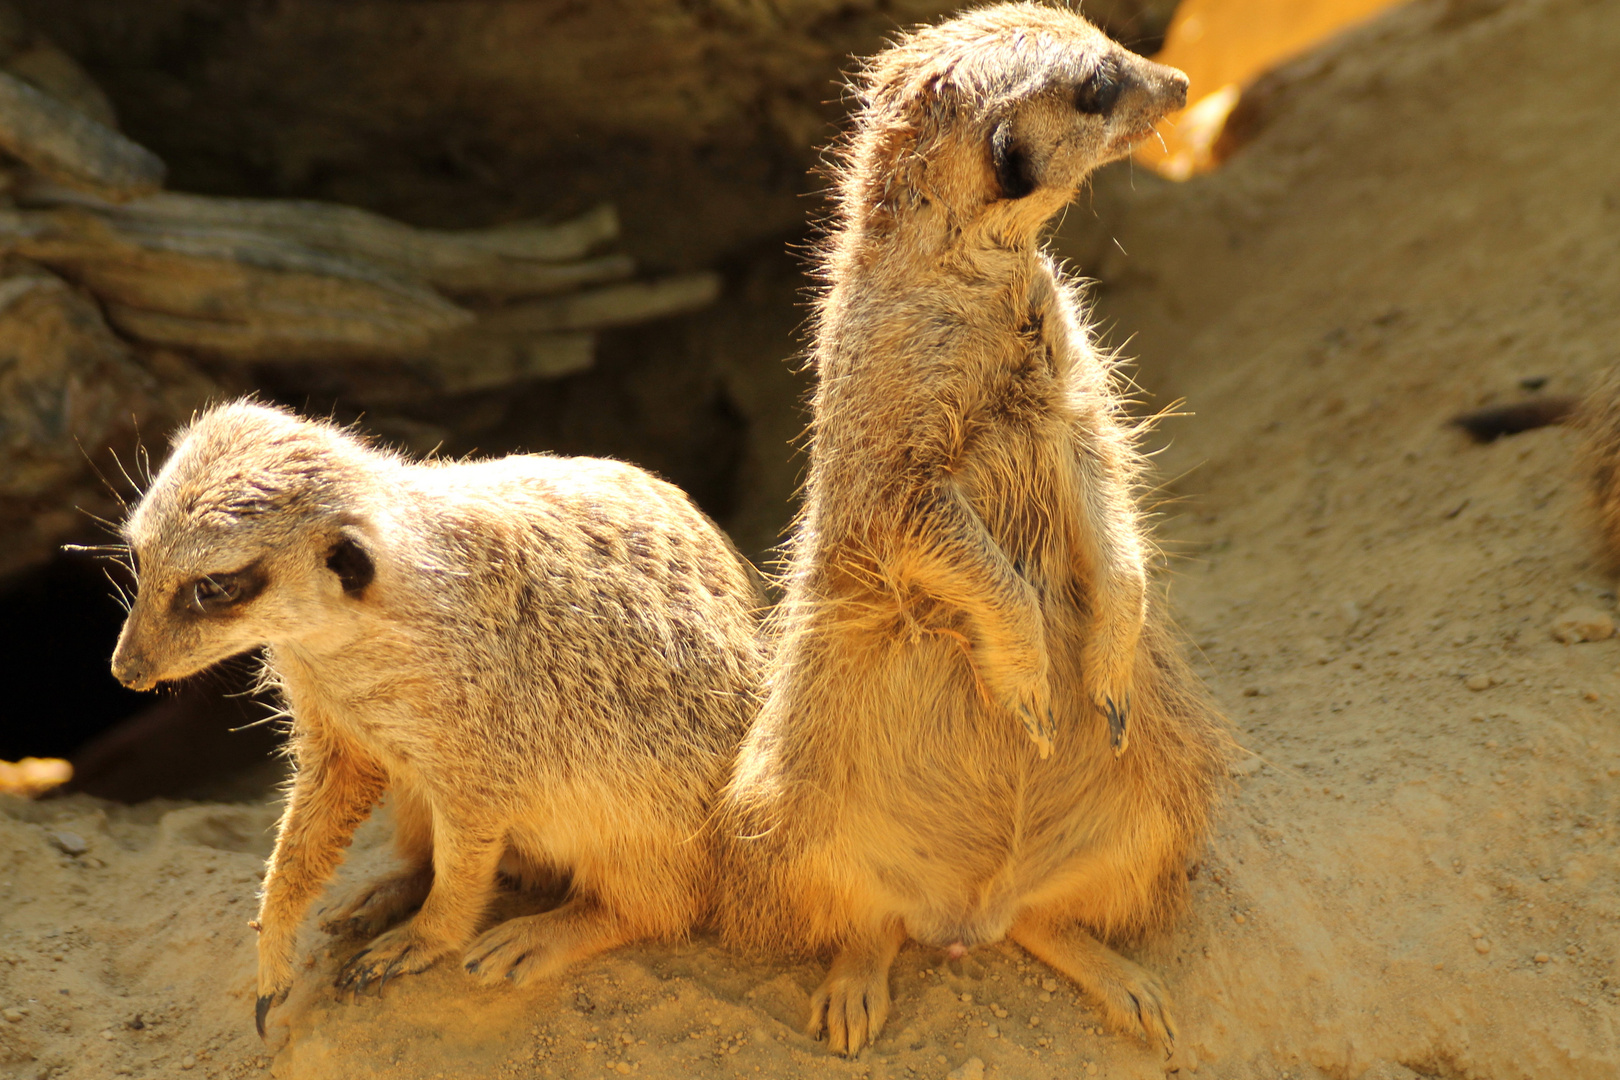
[3,0,1618,1077]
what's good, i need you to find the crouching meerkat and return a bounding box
[718,4,1231,1058]
[109,402,765,1035]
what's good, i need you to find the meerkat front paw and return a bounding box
[1083,648,1137,756]
[254,924,298,1038]
[1009,680,1056,758]
[319,868,432,938]
[334,923,449,995]
[1098,693,1131,756]
[977,645,1055,756]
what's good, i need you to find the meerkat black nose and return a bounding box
[1140,60,1189,113]
[111,652,154,691]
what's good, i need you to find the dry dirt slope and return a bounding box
[1068,0,1620,1074]
[2,0,1619,1078]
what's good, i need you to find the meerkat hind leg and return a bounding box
[320,789,434,938]
[319,865,433,939]
[808,919,907,1057]
[1009,909,1175,1054]
[462,894,636,985]
[335,826,503,995]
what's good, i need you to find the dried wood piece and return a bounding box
[0,69,163,200]
[421,330,597,394]
[22,183,629,296]
[0,207,473,359]
[473,273,724,336]
[323,332,598,405]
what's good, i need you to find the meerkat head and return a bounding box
[110,402,382,692]
[842,3,1187,236]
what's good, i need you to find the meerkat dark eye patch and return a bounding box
[326,529,375,596]
[991,120,1037,200]
[1074,60,1123,116]
[185,562,267,615]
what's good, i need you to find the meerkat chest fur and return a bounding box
[813,223,1115,606]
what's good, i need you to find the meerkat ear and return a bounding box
[326,525,375,596]
[991,118,1038,200]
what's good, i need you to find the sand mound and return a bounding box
[3,0,1616,1077]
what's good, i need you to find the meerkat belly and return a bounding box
[835,627,1117,947]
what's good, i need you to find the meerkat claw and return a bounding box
[334,947,375,994]
[1102,696,1130,756]
[254,993,280,1039]
[1018,705,1055,758]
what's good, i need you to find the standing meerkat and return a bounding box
[719,4,1230,1058]
[1577,367,1620,566]
[109,401,765,1035]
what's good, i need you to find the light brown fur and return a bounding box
[1577,367,1620,567]
[718,4,1230,1058]
[109,401,765,1035]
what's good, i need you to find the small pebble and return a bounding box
[2,1008,22,1023]
[1534,953,1551,964]
[959,992,973,1004]
[1040,978,1058,993]
[947,1057,986,1080]
[47,832,88,857]
[180,1055,197,1070]
[1474,939,1492,955]
[615,1062,633,1074]
[1551,607,1615,644]
[1464,674,1494,692]
[1087,1064,1100,1076]
[1233,913,1247,925]
[1469,927,1485,939]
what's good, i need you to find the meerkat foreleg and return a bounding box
[1009,907,1175,1055]
[807,918,907,1057]
[254,738,388,1036]
[910,480,1053,754]
[319,786,434,938]
[333,812,503,995]
[1071,417,1148,755]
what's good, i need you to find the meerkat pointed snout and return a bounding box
[719,2,1229,1061]
[112,401,766,1037]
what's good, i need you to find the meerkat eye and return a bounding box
[193,575,244,612]
[1075,60,1123,116]
[187,563,267,614]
